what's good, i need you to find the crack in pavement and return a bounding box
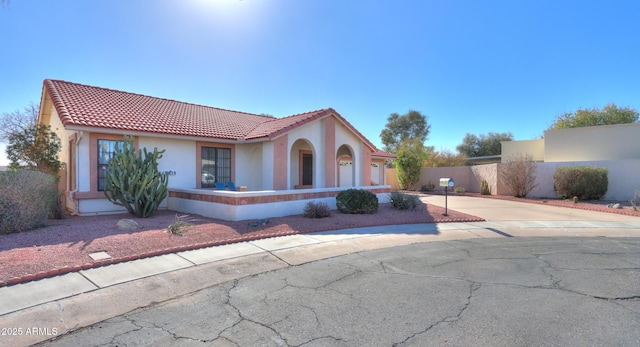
[393,282,481,346]
[225,278,289,346]
[36,237,640,346]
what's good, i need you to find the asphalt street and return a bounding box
[1,195,638,347]
[37,236,640,347]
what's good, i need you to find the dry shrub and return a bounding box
[0,170,58,234]
[500,153,538,198]
[303,201,331,218]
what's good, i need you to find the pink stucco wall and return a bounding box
[273,134,288,190]
[324,117,336,188]
[363,148,371,186]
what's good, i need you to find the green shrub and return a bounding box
[420,182,435,192]
[389,192,420,210]
[454,187,466,194]
[553,166,608,200]
[480,179,491,195]
[0,170,58,234]
[336,189,378,214]
[303,201,331,218]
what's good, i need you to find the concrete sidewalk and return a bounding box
[1,196,639,346]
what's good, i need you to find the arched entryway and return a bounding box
[336,144,355,187]
[290,139,315,189]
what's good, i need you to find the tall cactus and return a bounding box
[104,136,169,218]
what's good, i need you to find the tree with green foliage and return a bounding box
[104,136,169,218]
[549,103,639,129]
[424,147,467,167]
[6,123,62,176]
[456,132,513,158]
[380,110,431,154]
[395,139,426,190]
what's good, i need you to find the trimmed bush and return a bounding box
[389,192,420,210]
[553,166,608,200]
[420,182,435,192]
[336,189,378,214]
[0,170,58,234]
[303,201,331,218]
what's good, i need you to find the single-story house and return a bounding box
[38,79,393,220]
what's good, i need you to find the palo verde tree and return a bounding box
[395,138,427,190]
[456,132,513,158]
[104,135,169,218]
[380,110,431,155]
[549,103,639,129]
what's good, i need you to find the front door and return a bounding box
[302,153,313,186]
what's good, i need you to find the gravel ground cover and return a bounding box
[0,200,482,286]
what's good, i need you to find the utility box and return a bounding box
[439,178,455,188]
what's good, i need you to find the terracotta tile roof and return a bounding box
[45,80,271,140]
[246,108,334,140]
[372,149,395,159]
[43,79,377,150]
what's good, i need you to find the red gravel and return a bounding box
[0,202,482,287]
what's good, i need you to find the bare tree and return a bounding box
[0,102,39,142]
[500,152,538,198]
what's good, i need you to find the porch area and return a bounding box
[168,186,392,221]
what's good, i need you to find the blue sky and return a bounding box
[1,0,639,165]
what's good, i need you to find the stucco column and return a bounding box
[363,148,371,186]
[273,134,288,190]
[324,117,336,187]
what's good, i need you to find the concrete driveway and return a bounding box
[1,195,638,346]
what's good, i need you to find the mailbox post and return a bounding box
[439,178,455,216]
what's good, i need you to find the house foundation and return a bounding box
[168,186,392,221]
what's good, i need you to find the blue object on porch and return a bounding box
[215,182,226,190]
[226,181,237,191]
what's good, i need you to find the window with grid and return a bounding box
[201,147,231,188]
[97,139,122,191]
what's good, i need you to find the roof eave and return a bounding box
[63,125,269,144]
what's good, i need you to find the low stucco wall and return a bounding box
[528,159,640,200]
[387,160,640,201]
[75,196,168,216]
[388,165,501,195]
[168,186,392,221]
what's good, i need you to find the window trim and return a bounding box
[196,141,235,189]
[76,134,138,199]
